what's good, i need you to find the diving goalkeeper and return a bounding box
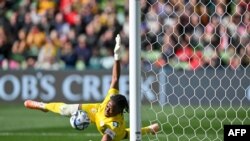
[24,34,159,141]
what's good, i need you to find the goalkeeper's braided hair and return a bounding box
[110,94,129,114]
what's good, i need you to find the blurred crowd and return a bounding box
[0,0,128,70]
[0,0,249,71]
[141,0,250,70]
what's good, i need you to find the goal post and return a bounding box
[129,0,141,141]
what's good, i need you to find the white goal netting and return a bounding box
[140,0,250,140]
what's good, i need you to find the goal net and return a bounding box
[140,0,250,140]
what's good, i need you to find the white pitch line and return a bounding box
[0,132,100,136]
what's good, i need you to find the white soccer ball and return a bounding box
[70,110,90,130]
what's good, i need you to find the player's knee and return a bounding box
[59,104,79,116]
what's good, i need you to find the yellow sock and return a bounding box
[141,126,151,135]
[125,126,151,139]
[45,103,65,114]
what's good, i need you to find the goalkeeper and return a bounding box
[24,34,159,141]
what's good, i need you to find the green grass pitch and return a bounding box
[1,103,250,141]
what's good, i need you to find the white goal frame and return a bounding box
[129,0,141,140]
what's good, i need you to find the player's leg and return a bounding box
[143,123,159,135]
[24,100,79,116]
[124,123,159,139]
[24,100,49,112]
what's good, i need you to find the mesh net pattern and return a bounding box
[140,0,250,140]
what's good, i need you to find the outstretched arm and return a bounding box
[110,34,121,90]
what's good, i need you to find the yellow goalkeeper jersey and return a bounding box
[81,88,127,141]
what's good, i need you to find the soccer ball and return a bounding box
[70,110,90,130]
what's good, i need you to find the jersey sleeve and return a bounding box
[103,121,125,140]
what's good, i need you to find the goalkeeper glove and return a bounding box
[114,34,121,60]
